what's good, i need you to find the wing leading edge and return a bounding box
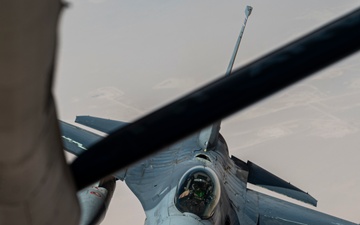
[60,120,127,180]
[60,115,129,156]
[60,121,103,156]
[75,116,128,134]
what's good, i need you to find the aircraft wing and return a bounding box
[75,116,128,133]
[60,116,128,156]
[59,119,126,180]
[224,159,357,225]
[242,189,358,225]
[60,121,103,156]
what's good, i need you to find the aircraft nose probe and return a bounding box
[226,5,252,76]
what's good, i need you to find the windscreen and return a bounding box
[174,166,220,219]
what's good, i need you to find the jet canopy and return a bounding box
[174,166,220,219]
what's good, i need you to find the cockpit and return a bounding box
[174,166,220,219]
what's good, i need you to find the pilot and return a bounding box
[178,176,212,216]
[192,181,207,200]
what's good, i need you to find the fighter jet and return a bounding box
[2,1,360,224]
[61,6,360,225]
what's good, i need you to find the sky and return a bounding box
[55,1,360,224]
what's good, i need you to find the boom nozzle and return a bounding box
[245,5,253,17]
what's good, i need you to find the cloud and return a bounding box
[89,87,143,116]
[257,126,291,139]
[153,78,196,90]
[295,8,338,23]
[310,119,358,138]
[311,68,344,80]
[349,78,360,90]
[90,87,125,101]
